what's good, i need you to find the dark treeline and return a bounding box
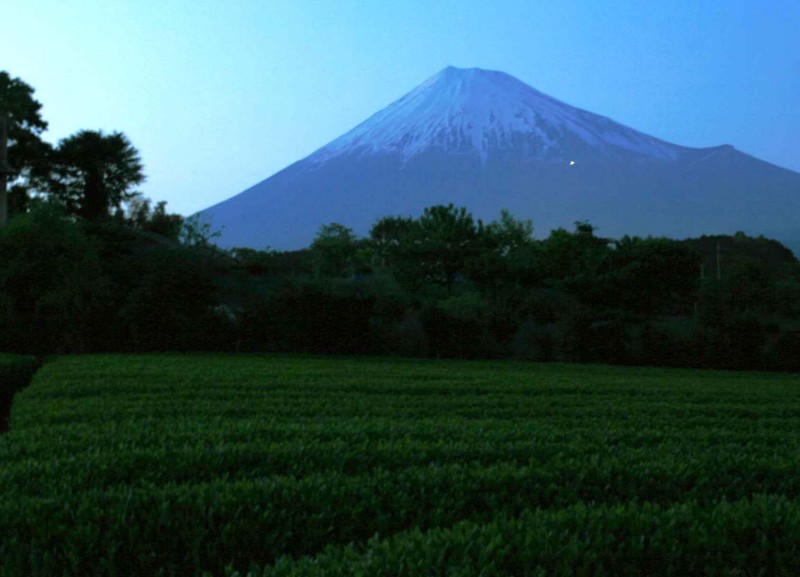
[2,201,800,372]
[2,70,800,371]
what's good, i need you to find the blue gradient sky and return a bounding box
[3,0,798,215]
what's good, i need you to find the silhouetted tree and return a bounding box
[0,71,50,223]
[127,195,184,240]
[180,213,221,247]
[379,204,486,291]
[310,222,359,278]
[49,130,144,219]
[370,215,415,266]
[472,209,537,294]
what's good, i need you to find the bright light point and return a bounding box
[569,160,576,166]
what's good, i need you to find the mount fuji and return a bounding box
[199,67,800,253]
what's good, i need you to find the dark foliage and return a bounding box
[238,280,377,355]
[0,354,38,432]
[48,130,145,219]
[0,207,221,354]
[2,198,799,371]
[0,72,49,185]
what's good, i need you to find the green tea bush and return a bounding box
[254,496,800,577]
[1,355,799,575]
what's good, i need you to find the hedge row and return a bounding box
[2,355,799,575]
[251,496,800,577]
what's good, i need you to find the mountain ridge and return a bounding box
[199,66,800,253]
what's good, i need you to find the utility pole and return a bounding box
[0,113,9,228]
[716,240,721,280]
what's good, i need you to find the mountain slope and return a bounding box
[199,67,800,253]
[308,67,683,164]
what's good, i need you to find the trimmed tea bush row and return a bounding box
[252,496,800,577]
[1,354,799,575]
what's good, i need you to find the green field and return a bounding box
[1,355,800,576]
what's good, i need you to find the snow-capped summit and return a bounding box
[309,66,682,164]
[199,67,800,253]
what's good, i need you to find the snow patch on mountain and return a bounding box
[308,66,684,165]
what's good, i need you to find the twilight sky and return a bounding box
[2,0,798,216]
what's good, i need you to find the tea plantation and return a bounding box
[1,354,799,576]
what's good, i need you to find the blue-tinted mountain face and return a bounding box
[200,67,800,253]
